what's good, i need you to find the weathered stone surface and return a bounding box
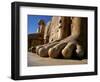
[47,16,71,42]
[47,17,87,59]
[62,41,76,59]
[36,16,72,57]
[29,16,87,59]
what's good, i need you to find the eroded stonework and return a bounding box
[28,16,87,59]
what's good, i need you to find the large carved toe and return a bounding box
[36,45,43,55]
[48,47,59,58]
[62,42,76,59]
[38,47,49,57]
[48,43,67,58]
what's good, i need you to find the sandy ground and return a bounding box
[28,52,87,66]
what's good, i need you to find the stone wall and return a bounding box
[28,33,44,52]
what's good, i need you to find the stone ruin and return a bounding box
[28,16,87,59]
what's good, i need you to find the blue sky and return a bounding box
[28,15,52,34]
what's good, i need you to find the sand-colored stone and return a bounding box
[28,16,87,59]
